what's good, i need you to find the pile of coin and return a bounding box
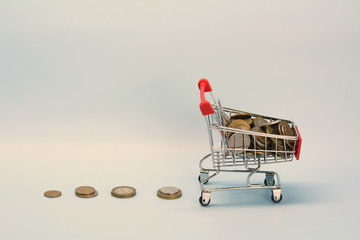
[223,112,296,156]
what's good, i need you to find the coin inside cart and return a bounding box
[75,186,98,198]
[157,187,182,200]
[44,190,62,198]
[111,186,136,198]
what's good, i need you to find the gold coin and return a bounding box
[76,191,98,198]
[44,190,62,198]
[75,186,98,198]
[231,114,252,128]
[277,121,296,148]
[266,124,280,135]
[157,187,182,200]
[251,127,269,149]
[111,186,136,198]
[227,120,251,138]
[238,124,251,131]
[229,119,251,130]
[277,121,288,135]
[282,123,296,136]
[230,113,251,120]
[241,117,252,125]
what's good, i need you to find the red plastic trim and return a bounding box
[198,78,214,115]
[294,126,302,160]
[198,78,212,92]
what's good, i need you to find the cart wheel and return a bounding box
[198,175,209,184]
[264,178,275,186]
[271,193,283,203]
[199,196,211,206]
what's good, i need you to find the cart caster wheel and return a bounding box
[199,196,211,206]
[198,175,209,184]
[264,178,275,186]
[271,193,283,203]
[198,172,209,184]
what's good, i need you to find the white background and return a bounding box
[1,0,359,239]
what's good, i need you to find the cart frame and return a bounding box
[197,79,302,206]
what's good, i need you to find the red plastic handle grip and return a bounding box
[198,79,214,115]
[294,126,302,160]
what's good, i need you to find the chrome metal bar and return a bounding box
[202,185,279,192]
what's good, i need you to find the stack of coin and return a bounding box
[249,127,269,155]
[229,119,251,133]
[230,113,252,125]
[278,121,296,148]
[227,118,251,152]
[265,121,296,156]
[75,186,98,198]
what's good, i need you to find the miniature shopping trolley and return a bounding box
[197,79,302,206]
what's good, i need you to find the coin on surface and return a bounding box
[111,186,136,198]
[157,187,182,200]
[75,186,98,198]
[44,190,62,198]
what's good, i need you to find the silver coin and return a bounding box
[111,186,136,198]
[227,133,251,152]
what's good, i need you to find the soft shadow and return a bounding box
[200,182,337,208]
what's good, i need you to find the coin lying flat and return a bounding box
[44,190,62,198]
[111,186,136,198]
[157,187,182,200]
[75,186,98,198]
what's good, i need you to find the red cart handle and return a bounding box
[198,78,215,115]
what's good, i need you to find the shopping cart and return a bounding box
[197,79,302,206]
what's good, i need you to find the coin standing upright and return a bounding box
[197,79,302,206]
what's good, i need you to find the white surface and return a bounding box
[1,0,359,239]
